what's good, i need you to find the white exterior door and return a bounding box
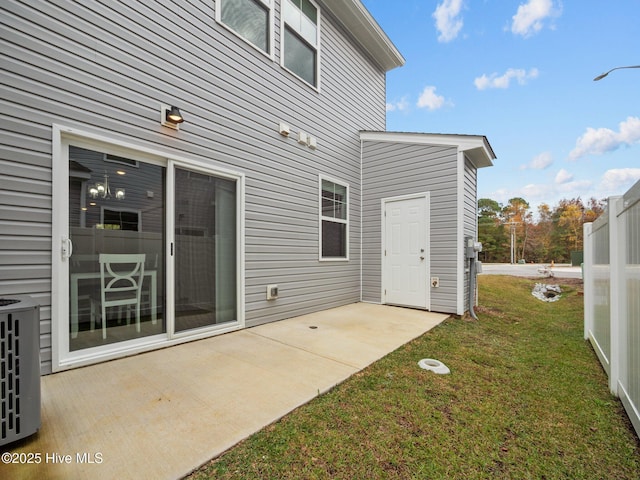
[383,194,429,309]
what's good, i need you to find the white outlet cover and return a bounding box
[266,284,278,300]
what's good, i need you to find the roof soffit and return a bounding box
[321,0,405,72]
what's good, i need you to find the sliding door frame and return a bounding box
[51,125,245,372]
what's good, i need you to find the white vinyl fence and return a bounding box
[584,179,640,437]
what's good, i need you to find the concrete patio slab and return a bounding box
[2,303,448,480]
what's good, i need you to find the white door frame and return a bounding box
[381,192,430,310]
[51,125,245,372]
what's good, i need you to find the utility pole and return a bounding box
[506,222,520,264]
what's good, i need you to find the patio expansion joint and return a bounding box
[246,329,362,370]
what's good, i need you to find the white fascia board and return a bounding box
[360,131,495,168]
[456,150,466,316]
[322,0,405,71]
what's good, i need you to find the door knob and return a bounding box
[420,256,425,260]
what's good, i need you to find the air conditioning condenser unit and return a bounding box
[0,296,40,446]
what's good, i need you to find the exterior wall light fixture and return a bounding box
[161,104,185,129]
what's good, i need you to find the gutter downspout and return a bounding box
[465,235,479,320]
[468,254,478,320]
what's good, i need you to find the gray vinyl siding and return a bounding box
[361,140,460,314]
[463,156,478,307]
[463,157,478,237]
[1,0,386,374]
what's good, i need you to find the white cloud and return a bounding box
[557,179,593,194]
[487,179,593,209]
[555,168,574,184]
[433,0,464,43]
[569,116,640,160]
[487,178,595,222]
[489,188,511,205]
[474,68,539,90]
[511,0,559,38]
[386,97,409,112]
[487,184,549,206]
[417,86,446,110]
[521,151,553,170]
[521,183,549,199]
[599,168,640,191]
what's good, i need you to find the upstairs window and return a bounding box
[320,177,348,260]
[282,0,319,87]
[218,0,271,54]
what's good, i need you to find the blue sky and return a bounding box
[361,0,640,214]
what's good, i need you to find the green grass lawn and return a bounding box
[188,276,640,479]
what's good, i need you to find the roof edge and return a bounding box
[322,0,405,72]
[360,131,496,168]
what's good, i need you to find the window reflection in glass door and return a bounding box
[68,146,166,350]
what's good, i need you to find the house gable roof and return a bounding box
[322,0,405,72]
[360,131,496,168]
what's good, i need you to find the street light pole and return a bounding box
[506,222,520,264]
[593,65,640,81]
[511,225,515,264]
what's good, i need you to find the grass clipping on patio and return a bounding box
[189,276,640,479]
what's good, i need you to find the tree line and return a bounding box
[477,196,606,264]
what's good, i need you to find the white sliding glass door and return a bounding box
[173,167,237,332]
[53,130,243,371]
[67,146,166,351]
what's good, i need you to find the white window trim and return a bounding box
[280,0,321,90]
[215,0,275,60]
[319,174,349,261]
[51,124,246,372]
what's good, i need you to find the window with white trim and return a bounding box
[282,0,319,87]
[217,0,271,54]
[320,177,348,259]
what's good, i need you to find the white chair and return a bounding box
[71,254,100,335]
[140,253,159,323]
[99,253,146,339]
